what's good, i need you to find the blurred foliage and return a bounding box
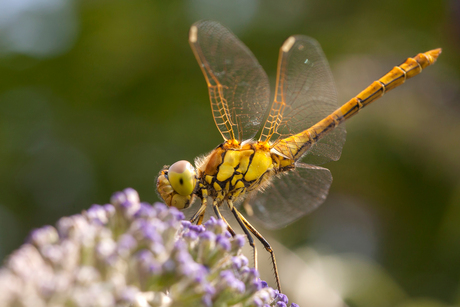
[0,0,459,306]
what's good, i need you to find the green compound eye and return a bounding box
[168,160,196,196]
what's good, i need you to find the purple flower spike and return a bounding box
[0,188,295,307]
[290,304,300,307]
[276,302,287,307]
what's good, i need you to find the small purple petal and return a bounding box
[216,235,230,251]
[240,256,248,267]
[28,225,58,247]
[247,268,259,279]
[168,206,185,220]
[215,219,227,231]
[276,293,289,304]
[204,216,217,227]
[117,234,137,252]
[134,203,156,218]
[231,256,244,270]
[162,259,176,272]
[220,270,246,293]
[175,250,192,264]
[123,188,140,204]
[103,204,116,218]
[202,294,212,307]
[119,287,138,303]
[190,224,205,233]
[86,205,109,225]
[183,230,198,241]
[120,200,141,218]
[199,231,216,242]
[253,297,263,307]
[181,220,192,229]
[110,191,126,207]
[153,202,168,217]
[139,223,163,244]
[250,280,262,291]
[148,262,162,275]
[232,234,246,249]
[204,283,215,296]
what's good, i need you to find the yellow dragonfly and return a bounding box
[156,20,441,292]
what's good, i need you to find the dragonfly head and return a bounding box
[156,160,197,210]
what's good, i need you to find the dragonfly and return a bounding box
[156,20,441,292]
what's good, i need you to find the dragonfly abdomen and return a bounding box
[339,48,441,120]
[272,48,441,161]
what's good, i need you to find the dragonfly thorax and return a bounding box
[194,140,294,205]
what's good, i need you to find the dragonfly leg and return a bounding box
[212,201,236,236]
[197,212,205,225]
[234,207,282,293]
[227,200,258,271]
[190,198,207,224]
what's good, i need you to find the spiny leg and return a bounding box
[196,212,205,225]
[190,199,207,224]
[227,200,258,272]
[212,201,236,236]
[234,207,282,293]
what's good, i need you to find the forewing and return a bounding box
[260,36,346,164]
[189,21,270,141]
[245,162,332,229]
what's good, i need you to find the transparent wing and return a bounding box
[259,35,346,164]
[189,20,270,142]
[244,162,332,229]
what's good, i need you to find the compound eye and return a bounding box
[168,160,196,196]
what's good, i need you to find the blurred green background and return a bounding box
[0,0,459,306]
